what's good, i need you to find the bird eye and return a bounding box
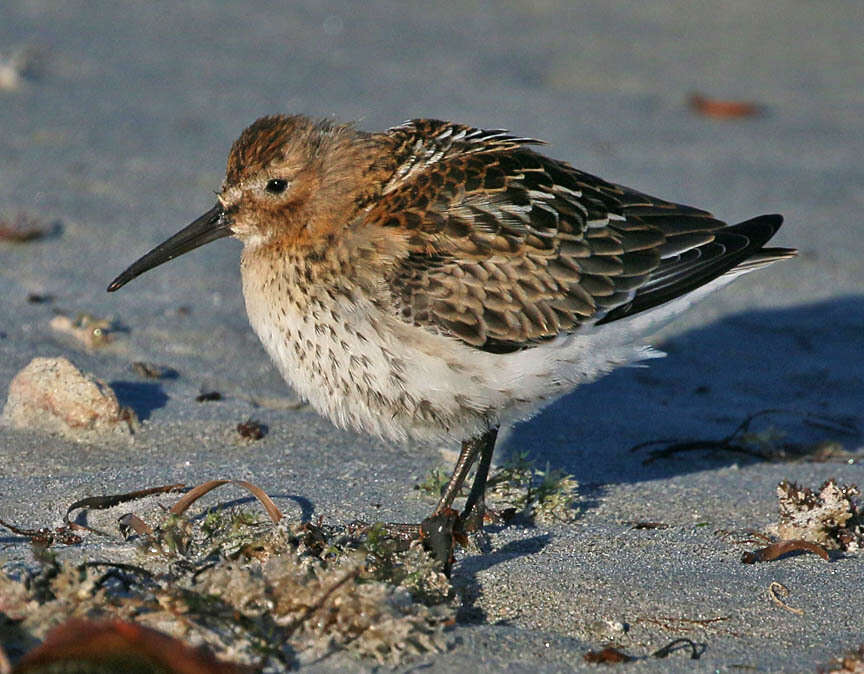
[265,179,288,194]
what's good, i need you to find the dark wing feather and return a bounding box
[367,120,791,352]
[596,215,791,324]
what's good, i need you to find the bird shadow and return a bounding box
[504,295,864,487]
[453,533,552,624]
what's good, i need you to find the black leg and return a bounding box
[347,432,487,543]
[432,432,485,515]
[421,427,498,571]
[351,427,501,573]
[460,427,498,523]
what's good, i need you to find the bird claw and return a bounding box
[419,508,463,572]
[460,501,503,532]
[347,502,502,576]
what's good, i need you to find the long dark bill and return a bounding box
[107,204,231,292]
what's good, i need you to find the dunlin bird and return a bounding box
[108,115,795,557]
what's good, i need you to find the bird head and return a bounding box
[107,114,379,292]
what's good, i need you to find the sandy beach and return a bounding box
[1,2,862,671]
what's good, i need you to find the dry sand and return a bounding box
[1,2,862,671]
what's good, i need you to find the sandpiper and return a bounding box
[108,115,795,557]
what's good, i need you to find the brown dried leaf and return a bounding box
[688,93,761,119]
[0,213,49,242]
[117,513,154,538]
[236,418,266,441]
[65,483,185,534]
[0,518,81,546]
[169,479,283,524]
[741,539,830,564]
[11,618,252,673]
[583,647,633,663]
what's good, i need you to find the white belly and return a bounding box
[241,258,661,444]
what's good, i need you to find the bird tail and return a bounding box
[597,214,796,325]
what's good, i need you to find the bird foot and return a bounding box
[348,507,483,574]
[460,500,504,532]
[420,509,464,572]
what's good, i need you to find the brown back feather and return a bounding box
[367,120,764,352]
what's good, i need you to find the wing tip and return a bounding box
[729,213,794,252]
[597,212,795,325]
